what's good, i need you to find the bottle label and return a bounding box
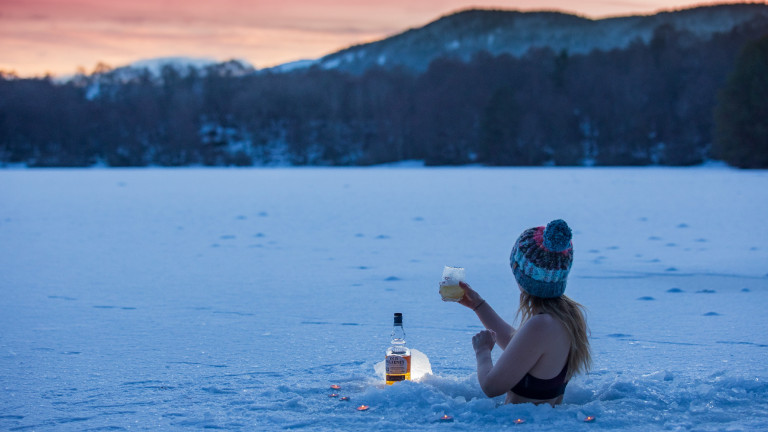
[386,355,408,375]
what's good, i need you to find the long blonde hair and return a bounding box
[517,292,591,380]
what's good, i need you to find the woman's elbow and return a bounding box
[479,379,507,398]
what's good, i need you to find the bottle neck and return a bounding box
[391,324,406,345]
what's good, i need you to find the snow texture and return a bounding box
[1,167,767,431]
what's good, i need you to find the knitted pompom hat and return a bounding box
[509,219,573,298]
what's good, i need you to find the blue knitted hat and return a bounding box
[509,220,573,298]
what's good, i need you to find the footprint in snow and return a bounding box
[677,223,689,228]
[665,267,678,272]
[48,295,77,301]
[741,288,751,292]
[648,236,662,241]
[667,288,684,293]
[384,276,401,281]
[376,235,391,239]
[696,289,716,294]
[202,386,236,395]
[703,312,721,316]
[637,296,655,301]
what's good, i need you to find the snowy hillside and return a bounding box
[309,3,768,73]
[127,57,219,74]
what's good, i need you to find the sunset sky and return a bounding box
[0,0,756,77]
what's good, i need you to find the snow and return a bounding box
[1,167,767,431]
[321,58,341,70]
[267,59,319,73]
[127,57,219,74]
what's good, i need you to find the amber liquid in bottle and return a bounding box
[385,312,411,385]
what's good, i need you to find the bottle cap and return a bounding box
[393,312,402,325]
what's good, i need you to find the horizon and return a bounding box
[0,0,762,78]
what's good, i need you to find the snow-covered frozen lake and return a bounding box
[1,167,767,431]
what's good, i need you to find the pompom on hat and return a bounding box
[510,219,573,298]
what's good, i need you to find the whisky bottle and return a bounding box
[385,312,411,385]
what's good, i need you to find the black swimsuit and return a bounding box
[510,361,569,400]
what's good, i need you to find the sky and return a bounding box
[0,0,758,77]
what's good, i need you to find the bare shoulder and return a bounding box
[519,314,565,337]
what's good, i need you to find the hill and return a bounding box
[307,3,768,73]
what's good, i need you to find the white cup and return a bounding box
[439,266,465,302]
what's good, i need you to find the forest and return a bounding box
[1,17,767,168]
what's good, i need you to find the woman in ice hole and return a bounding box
[458,219,591,406]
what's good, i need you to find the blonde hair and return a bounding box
[517,292,591,380]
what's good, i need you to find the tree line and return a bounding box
[1,17,767,168]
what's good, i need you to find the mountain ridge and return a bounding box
[299,3,768,74]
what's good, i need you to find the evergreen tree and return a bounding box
[713,35,768,168]
[479,86,519,165]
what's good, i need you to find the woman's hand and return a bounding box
[472,329,496,353]
[458,281,484,310]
